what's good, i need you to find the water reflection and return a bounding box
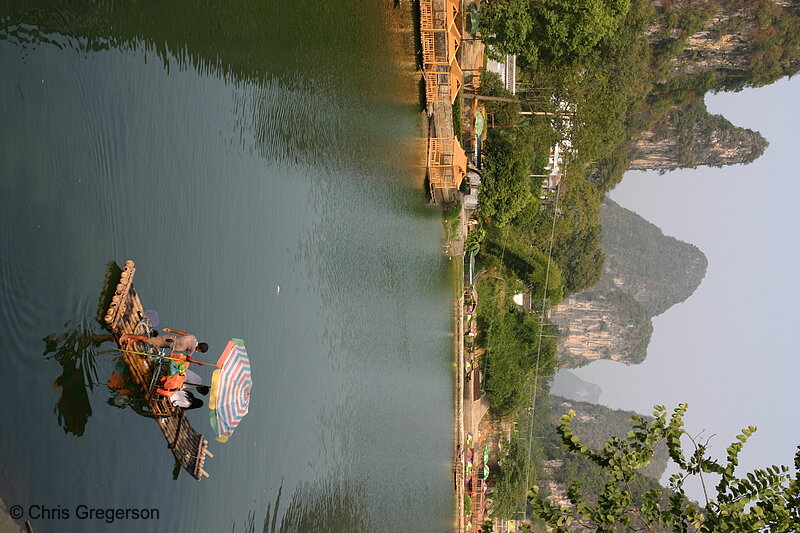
[105,357,163,420]
[43,260,139,436]
[1,0,453,528]
[42,322,111,436]
[0,0,415,175]
[235,479,369,533]
[0,0,393,91]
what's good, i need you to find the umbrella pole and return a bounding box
[114,348,218,367]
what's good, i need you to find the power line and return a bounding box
[522,178,563,520]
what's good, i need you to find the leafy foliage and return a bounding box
[492,435,532,517]
[530,404,800,532]
[483,227,565,307]
[483,304,555,417]
[465,228,486,255]
[544,396,670,483]
[550,224,604,295]
[482,0,632,65]
[530,0,632,63]
[481,0,535,61]
[479,71,523,127]
[478,129,536,226]
[475,272,558,419]
[475,3,800,527]
[482,0,800,191]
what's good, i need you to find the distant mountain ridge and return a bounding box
[551,370,602,403]
[550,198,707,367]
[596,198,708,316]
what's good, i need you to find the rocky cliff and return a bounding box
[629,101,768,171]
[663,0,800,87]
[550,289,653,367]
[550,199,707,367]
[627,0,799,172]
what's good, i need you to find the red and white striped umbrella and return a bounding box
[208,339,251,442]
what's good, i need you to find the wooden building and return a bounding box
[419,0,459,31]
[424,58,463,104]
[420,0,466,194]
[421,21,461,66]
[428,136,468,190]
[420,0,459,34]
[420,0,461,66]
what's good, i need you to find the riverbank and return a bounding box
[445,203,467,533]
[444,199,495,533]
[0,498,26,533]
[399,0,488,529]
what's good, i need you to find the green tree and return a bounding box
[552,225,605,294]
[525,250,565,307]
[493,435,531,517]
[532,0,632,63]
[530,404,800,532]
[483,307,546,417]
[483,228,566,306]
[482,0,632,65]
[482,0,535,61]
[547,177,603,248]
[479,130,535,226]
[480,70,522,127]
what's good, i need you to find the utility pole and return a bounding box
[462,94,574,117]
[519,111,573,117]
[461,94,520,104]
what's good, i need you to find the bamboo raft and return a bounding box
[102,260,212,480]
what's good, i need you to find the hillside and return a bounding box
[550,198,707,366]
[550,288,653,367]
[537,395,670,509]
[656,0,800,89]
[629,99,768,171]
[621,0,800,181]
[596,198,708,316]
[624,0,799,173]
[483,0,800,188]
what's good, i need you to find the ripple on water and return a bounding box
[0,4,454,531]
[0,211,41,361]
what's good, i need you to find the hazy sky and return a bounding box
[570,75,800,500]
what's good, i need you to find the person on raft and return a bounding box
[168,369,209,410]
[168,389,204,410]
[156,363,209,409]
[120,327,209,359]
[109,370,204,411]
[182,368,210,396]
[117,331,210,412]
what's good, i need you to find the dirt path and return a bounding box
[449,203,467,533]
[454,291,465,533]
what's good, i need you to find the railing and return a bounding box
[424,70,452,103]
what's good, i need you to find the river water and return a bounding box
[0,2,454,531]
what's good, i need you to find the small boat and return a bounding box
[101,260,213,480]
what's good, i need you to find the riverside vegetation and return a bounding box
[469,0,800,528]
